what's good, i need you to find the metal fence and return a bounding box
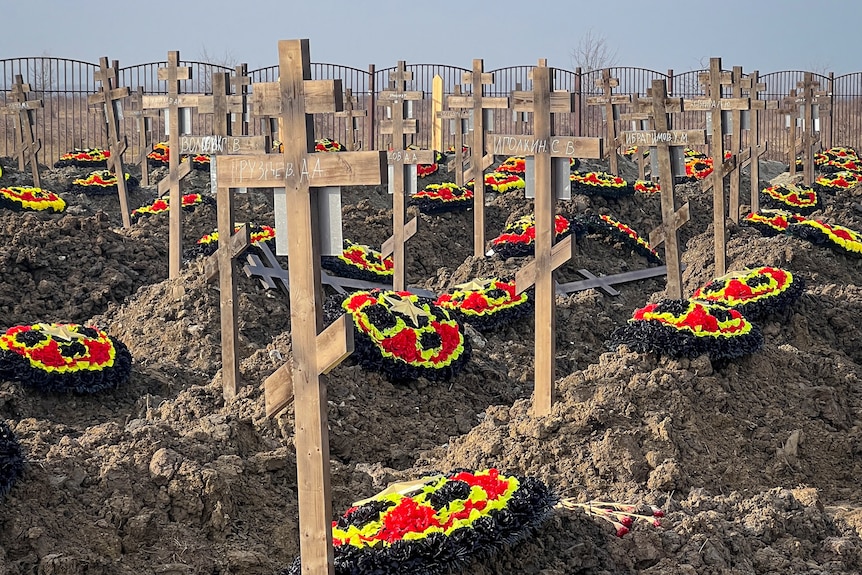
[2,56,860,167]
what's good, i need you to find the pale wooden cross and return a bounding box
[492,59,603,416]
[622,79,700,300]
[377,61,435,291]
[438,86,470,187]
[620,93,653,180]
[334,89,365,151]
[1,75,43,187]
[231,64,251,136]
[786,73,830,185]
[779,88,803,180]
[737,70,777,214]
[212,38,388,575]
[88,57,133,228]
[447,59,509,258]
[586,69,631,175]
[126,87,159,187]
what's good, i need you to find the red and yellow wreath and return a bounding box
[0,186,66,213]
[187,224,276,258]
[743,209,807,236]
[282,468,555,575]
[691,266,803,320]
[435,278,532,332]
[633,179,660,194]
[321,240,394,282]
[466,171,526,194]
[131,192,210,222]
[0,323,133,393]
[54,147,110,168]
[584,214,662,264]
[570,171,632,198]
[788,219,862,257]
[497,156,526,175]
[759,183,819,215]
[147,142,170,167]
[315,138,346,152]
[415,150,445,178]
[328,290,470,382]
[607,299,763,360]
[412,182,473,213]
[814,170,862,192]
[491,213,572,258]
[623,146,649,159]
[70,169,139,195]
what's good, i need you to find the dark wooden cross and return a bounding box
[230,64,251,136]
[586,70,631,175]
[447,59,509,258]
[334,89,365,151]
[126,87,159,187]
[377,61,434,292]
[622,79,701,299]
[212,39,388,575]
[438,86,470,187]
[492,60,603,416]
[88,57,133,227]
[1,75,43,187]
[682,58,747,277]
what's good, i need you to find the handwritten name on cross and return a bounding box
[87,57,132,228]
[622,80,700,299]
[334,89,365,151]
[619,93,653,180]
[438,86,470,187]
[1,75,43,187]
[509,60,602,417]
[682,58,745,277]
[586,70,631,175]
[213,39,388,575]
[446,59,509,258]
[378,61,434,291]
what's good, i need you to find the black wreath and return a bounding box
[759,185,820,216]
[580,214,662,264]
[279,473,556,575]
[437,283,534,333]
[0,420,24,499]
[320,242,393,283]
[70,172,140,196]
[788,220,862,257]
[692,268,805,321]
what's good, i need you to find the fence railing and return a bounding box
[1,57,858,169]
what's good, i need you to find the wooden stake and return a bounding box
[586,70,631,175]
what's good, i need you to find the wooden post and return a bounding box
[780,89,801,179]
[739,70,776,215]
[513,82,527,134]
[377,61,434,292]
[431,74,443,152]
[88,57,133,228]
[621,93,652,181]
[212,39,388,575]
[488,60,603,416]
[586,70,630,175]
[334,89,365,151]
[438,86,469,187]
[622,80,699,299]
[127,87,158,187]
[231,64,251,136]
[796,72,830,185]
[1,75,43,187]
[446,60,509,258]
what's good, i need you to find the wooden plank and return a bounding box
[487,134,603,159]
[141,94,205,109]
[387,149,436,165]
[264,365,294,417]
[316,314,354,374]
[215,151,387,188]
[379,118,419,135]
[177,135,267,155]
[513,235,574,294]
[682,97,751,111]
[557,265,682,294]
[204,224,251,281]
[157,161,192,195]
[249,80,343,115]
[446,94,508,110]
[512,90,574,113]
[620,130,706,147]
[216,177,242,399]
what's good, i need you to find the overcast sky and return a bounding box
[3,0,859,75]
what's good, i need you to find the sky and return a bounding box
[3,0,860,75]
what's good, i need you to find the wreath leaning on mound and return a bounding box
[412,182,473,214]
[742,209,807,237]
[0,420,24,499]
[320,240,394,282]
[54,147,110,168]
[435,278,532,332]
[569,171,632,198]
[130,192,213,223]
[788,219,862,257]
[279,468,557,575]
[0,186,66,213]
[185,224,276,259]
[691,266,804,321]
[490,213,575,259]
[325,290,471,382]
[606,299,764,361]
[582,213,662,264]
[70,170,139,195]
[0,323,133,394]
[759,184,820,215]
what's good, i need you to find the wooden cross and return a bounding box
[586,70,631,175]
[557,264,684,296]
[438,86,470,187]
[447,59,509,258]
[1,75,43,187]
[782,73,830,185]
[512,82,528,134]
[682,58,747,277]
[87,57,133,228]
[334,89,365,151]
[230,64,251,136]
[212,39,388,575]
[493,60,603,416]
[378,61,434,292]
[738,70,776,214]
[126,87,159,187]
[140,51,203,279]
[622,79,700,299]
[620,93,653,180]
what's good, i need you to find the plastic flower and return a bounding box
[814,170,862,192]
[570,171,632,198]
[327,290,471,382]
[0,323,133,393]
[691,266,804,320]
[788,219,862,257]
[70,170,139,195]
[130,192,211,222]
[559,500,664,537]
[435,278,531,332]
[321,240,394,282]
[633,180,660,194]
[583,214,662,264]
[54,147,110,168]
[743,209,807,237]
[412,182,473,214]
[497,156,526,175]
[187,224,276,259]
[315,138,346,152]
[490,213,573,258]
[147,142,170,167]
[607,299,763,360]
[0,186,66,213]
[759,184,820,215]
[466,171,526,194]
[282,469,556,575]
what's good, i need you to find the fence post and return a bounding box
[367,64,376,150]
[667,69,674,96]
[825,72,834,149]
[573,66,582,137]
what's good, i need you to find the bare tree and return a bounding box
[196,46,240,93]
[570,28,619,72]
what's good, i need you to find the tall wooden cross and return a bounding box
[88,57,133,227]
[213,39,387,575]
[586,70,631,175]
[378,61,434,291]
[622,80,700,299]
[489,60,603,416]
[127,87,159,187]
[782,73,830,185]
[230,64,251,137]
[737,70,776,215]
[447,60,509,258]
[334,89,365,150]
[1,75,43,187]
[438,86,470,187]
[620,93,653,180]
[682,58,747,277]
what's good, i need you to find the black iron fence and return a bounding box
[1,56,859,168]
